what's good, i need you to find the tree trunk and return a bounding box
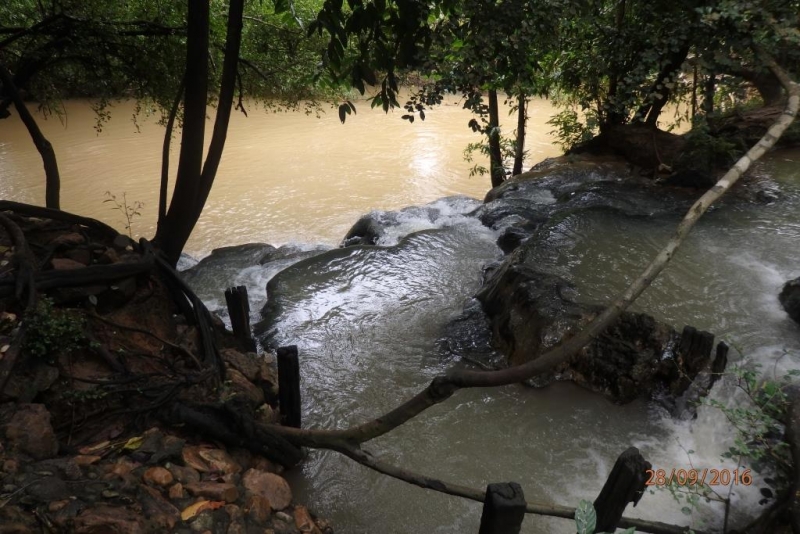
[512,93,526,176]
[703,72,715,115]
[0,63,61,209]
[153,0,210,264]
[605,0,627,126]
[642,44,691,126]
[488,89,504,188]
[158,77,185,226]
[194,0,245,224]
[153,0,245,265]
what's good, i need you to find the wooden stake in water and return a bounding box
[277,345,301,428]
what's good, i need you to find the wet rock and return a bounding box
[25,475,68,502]
[3,365,59,403]
[167,462,201,484]
[50,499,88,530]
[226,368,266,408]
[149,435,185,465]
[182,446,211,473]
[294,506,322,534]
[98,247,120,264]
[477,261,721,405]
[0,505,39,533]
[4,404,58,460]
[139,484,180,531]
[66,248,92,265]
[225,504,243,521]
[73,505,144,533]
[243,494,272,524]
[51,257,86,270]
[342,215,383,246]
[33,457,81,481]
[188,511,215,532]
[143,466,174,487]
[197,448,241,475]
[256,404,279,425]
[184,481,240,503]
[74,455,102,467]
[50,232,86,246]
[112,235,135,250]
[168,482,185,500]
[780,277,800,325]
[496,226,529,253]
[241,469,292,510]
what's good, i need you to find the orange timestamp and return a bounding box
[645,468,753,487]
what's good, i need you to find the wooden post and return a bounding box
[478,482,525,534]
[224,285,256,352]
[277,345,301,428]
[593,447,651,533]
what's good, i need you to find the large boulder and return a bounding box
[780,277,800,325]
[476,260,726,410]
[3,403,59,460]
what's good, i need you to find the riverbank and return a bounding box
[0,206,330,533]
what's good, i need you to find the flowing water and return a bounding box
[2,98,798,532]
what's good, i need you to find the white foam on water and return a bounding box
[372,195,494,246]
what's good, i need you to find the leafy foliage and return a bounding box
[104,191,144,239]
[702,363,796,493]
[23,297,87,362]
[0,0,337,125]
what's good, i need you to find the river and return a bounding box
[0,95,563,253]
[2,98,798,533]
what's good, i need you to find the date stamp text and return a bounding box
[645,468,752,486]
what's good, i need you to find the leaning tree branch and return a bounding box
[332,444,701,534]
[0,63,61,208]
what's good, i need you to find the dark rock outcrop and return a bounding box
[780,277,800,325]
[476,261,725,411]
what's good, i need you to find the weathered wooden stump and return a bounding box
[478,482,526,534]
[277,345,301,428]
[224,285,257,352]
[593,447,651,532]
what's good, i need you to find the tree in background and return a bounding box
[0,0,333,262]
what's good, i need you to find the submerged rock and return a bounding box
[780,277,800,325]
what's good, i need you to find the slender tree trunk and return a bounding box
[703,72,715,115]
[640,44,691,126]
[512,93,526,176]
[194,0,244,223]
[153,0,245,265]
[691,63,698,119]
[0,63,60,209]
[605,0,626,126]
[154,0,209,264]
[158,77,186,226]
[487,89,504,188]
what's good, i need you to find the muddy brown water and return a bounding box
[0,95,564,253]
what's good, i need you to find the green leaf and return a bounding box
[575,500,597,534]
